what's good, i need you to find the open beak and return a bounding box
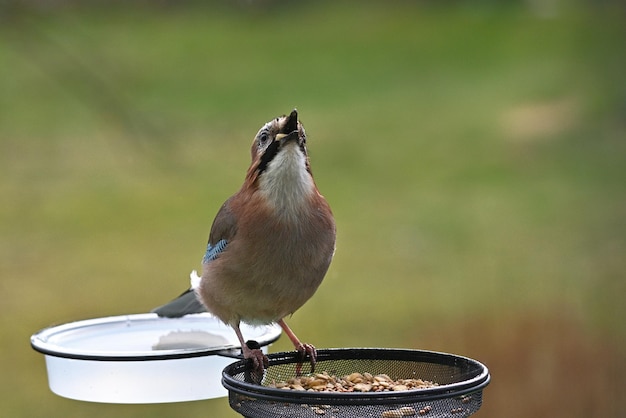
[276,109,300,143]
[283,109,298,133]
[276,130,299,143]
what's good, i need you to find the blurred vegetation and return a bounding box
[1,1,624,417]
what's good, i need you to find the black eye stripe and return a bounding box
[257,139,280,174]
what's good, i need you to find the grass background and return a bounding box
[1,1,624,416]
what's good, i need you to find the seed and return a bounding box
[382,410,403,418]
[419,406,433,415]
[345,372,364,383]
[399,406,416,416]
[353,383,372,392]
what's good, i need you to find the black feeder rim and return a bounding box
[222,348,490,406]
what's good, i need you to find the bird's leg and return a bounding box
[278,318,317,375]
[232,323,268,379]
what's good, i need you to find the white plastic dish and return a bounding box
[30,313,282,403]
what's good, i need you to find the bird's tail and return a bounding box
[151,288,206,317]
[151,271,207,318]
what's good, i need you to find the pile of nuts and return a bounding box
[268,371,438,393]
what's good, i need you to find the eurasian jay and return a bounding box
[153,109,336,375]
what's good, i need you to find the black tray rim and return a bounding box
[30,313,281,361]
[222,348,490,406]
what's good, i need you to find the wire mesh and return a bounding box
[222,348,490,418]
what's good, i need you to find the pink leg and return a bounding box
[278,318,317,374]
[232,322,268,372]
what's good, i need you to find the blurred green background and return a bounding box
[1,0,624,416]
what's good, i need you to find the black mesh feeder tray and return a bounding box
[223,348,490,418]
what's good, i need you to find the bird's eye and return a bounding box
[258,131,269,147]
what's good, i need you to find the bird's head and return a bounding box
[244,109,317,214]
[249,109,308,168]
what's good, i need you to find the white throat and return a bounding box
[258,144,314,219]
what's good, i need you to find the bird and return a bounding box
[152,109,336,375]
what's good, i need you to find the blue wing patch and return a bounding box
[203,239,227,264]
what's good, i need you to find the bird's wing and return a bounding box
[203,195,238,262]
[152,197,238,318]
[202,239,227,263]
[206,196,238,250]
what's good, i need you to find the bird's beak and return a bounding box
[276,130,299,143]
[284,109,298,133]
[276,109,299,143]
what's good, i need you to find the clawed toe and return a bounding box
[247,349,269,370]
[295,343,317,375]
[242,340,268,383]
[243,350,268,384]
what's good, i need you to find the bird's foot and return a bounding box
[295,342,317,375]
[275,319,317,375]
[242,340,268,384]
[245,348,269,370]
[243,340,269,370]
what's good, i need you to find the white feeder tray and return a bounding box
[30,313,282,404]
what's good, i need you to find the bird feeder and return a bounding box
[223,348,490,418]
[30,313,281,403]
[31,317,489,416]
